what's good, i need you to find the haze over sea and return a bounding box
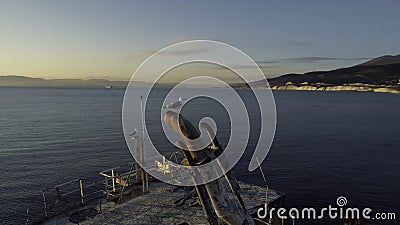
[0,87,399,225]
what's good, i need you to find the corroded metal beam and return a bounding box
[164,111,255,225]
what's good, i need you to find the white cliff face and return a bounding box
[271,84,400,94]
[373,87,400,93]
[325,86,373,92]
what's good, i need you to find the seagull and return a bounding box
[128,128,138,139]
[164,97,185,109]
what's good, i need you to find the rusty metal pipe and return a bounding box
[164,111,254,225]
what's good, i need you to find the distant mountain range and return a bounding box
[1,55,400,93]
[0,76,131,88]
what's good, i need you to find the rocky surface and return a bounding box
[42,181,283,225]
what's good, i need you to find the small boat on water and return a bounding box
[104,85,113,89]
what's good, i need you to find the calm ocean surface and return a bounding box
[0,87,399,225]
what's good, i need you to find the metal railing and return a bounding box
[99,162,138,201]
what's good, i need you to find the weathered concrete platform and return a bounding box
[42,180,284,225]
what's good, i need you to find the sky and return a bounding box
[1,0,400,82]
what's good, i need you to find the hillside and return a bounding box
[268,55,400,86]
[265,55,400,94]
[359,54,400,66]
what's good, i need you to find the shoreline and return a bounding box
[1,84,399,94]
[269,83,400,94]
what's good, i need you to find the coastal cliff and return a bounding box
[264,54,400,94]
[271,82,400,94]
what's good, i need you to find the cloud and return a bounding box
[213,64,278,70]
[210,55,370,70]
[255,60,277,64]
[278,56,339,63]
[343,57,372,61]
[287,41,312,46]
[159,47,213,56]
[137,46,214,57]
[274,56,372,63]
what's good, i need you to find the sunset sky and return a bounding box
[1,0,400,81]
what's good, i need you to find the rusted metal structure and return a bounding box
[164,111,255,225]
[34,103,285,225]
